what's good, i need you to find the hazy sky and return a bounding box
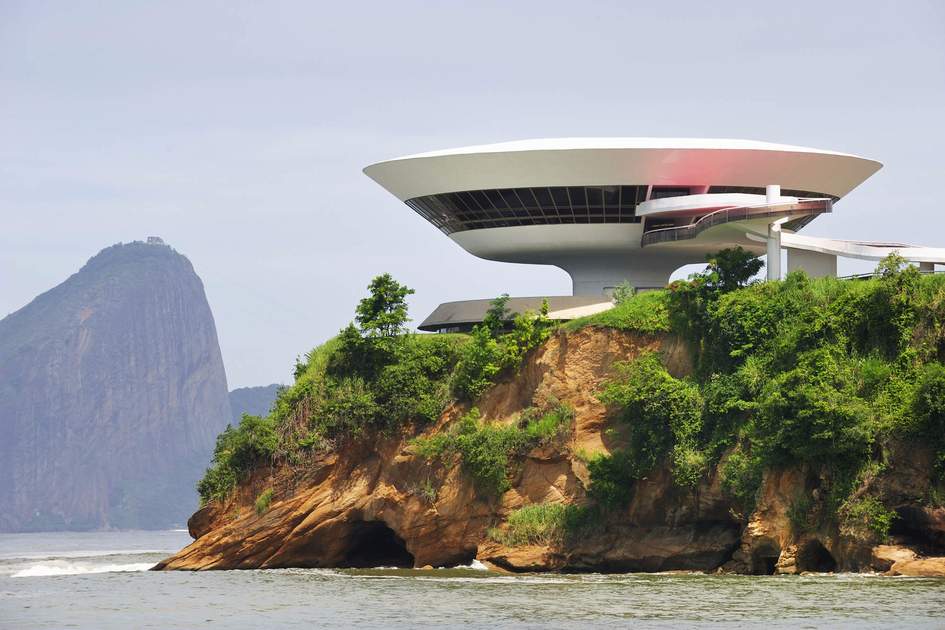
[2,1,944,388]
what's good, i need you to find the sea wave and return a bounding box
[0,549,166,561]
[10,560,155,578]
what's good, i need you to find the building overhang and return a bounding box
[364,138,882,201]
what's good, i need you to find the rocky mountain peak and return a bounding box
[0,240,232,531]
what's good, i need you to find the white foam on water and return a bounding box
[462,559,490,571]
[0,549,165,561]
[11,560,155,578]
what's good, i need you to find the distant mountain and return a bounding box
[229,384,281,424]
[0,239,232,531]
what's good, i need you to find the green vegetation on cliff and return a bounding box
[487,502,590,546]
[563,289,670,334]
[586,251,945,543]
[197,277,553,503]
[451,295,556,400]
[198,252,945,549]
[412,404,573,495]
[197,413,278,503]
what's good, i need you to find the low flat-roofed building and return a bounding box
[418,296,613,333]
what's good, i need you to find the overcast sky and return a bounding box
[2,1,944,388]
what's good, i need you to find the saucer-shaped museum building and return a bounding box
[364,138,943,331]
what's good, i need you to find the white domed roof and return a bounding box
[364,137,881,201]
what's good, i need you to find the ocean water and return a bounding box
[1,530,944,629]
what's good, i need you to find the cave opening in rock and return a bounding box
[889,506,945,554]
[796,539,837,573]
[750,541,781,575]
[339,521,415,568]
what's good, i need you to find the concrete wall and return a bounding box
[786,248,837,278]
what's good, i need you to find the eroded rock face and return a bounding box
[156,328,735,572]
[155,328,945,575]
[0,241,231,531]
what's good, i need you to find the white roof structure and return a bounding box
[364,138,945,330]
[364,137,882,201]
[364,137,943,328]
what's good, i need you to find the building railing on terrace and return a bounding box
[639,198,833,247]
[839,270,945,281]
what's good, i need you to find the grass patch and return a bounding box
[254,488,274,515]
[410,478,439,504]
[488,502,591,547]
[563,290,670,334]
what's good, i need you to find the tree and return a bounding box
[612,281,635,305]
[704,246,764,292]
[667,247,765,373]
[354,274,415,338]
[482,294,512,337]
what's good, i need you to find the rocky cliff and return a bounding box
[155,327,945,575]
[0,240,232,531]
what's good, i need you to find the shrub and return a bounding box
[373,335,462,425]
[451,326,505,401]
[412,479,439,504]
[753,348,873,469]
[254,488,274,515]
[671,444,708,488]
[666,246,764,361]
[196,464,236,506]
[411,431,454,460]
[840,496,897,541]
[913,362,945,437]
[521,403,575,443]
[197,414,278,504]
[296,333,465,449]
[488,503,590,547]
[597,352,704,485]
[611,281,635,306]
[452,299,554,401]
[719,448,763,513]
[412,405,574,496]
[913,362,945,478]
[787,493,815,535]
[453,418,525,495]
[701,372,755,457]
[314,376,379,439]
[586,451,636,508]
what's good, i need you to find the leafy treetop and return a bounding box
[355,273,415,338]
[482,294,512,336]
[703,246,764,293]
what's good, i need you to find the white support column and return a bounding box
[766,184,781,204]
[767,221,782,281]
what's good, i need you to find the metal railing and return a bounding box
[639,198,833,247]
[839,269,944,281]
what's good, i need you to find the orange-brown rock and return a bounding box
[871,544,916,572]
[888,557,945,577]
[155,327,945,574]
[156,328,730,572]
